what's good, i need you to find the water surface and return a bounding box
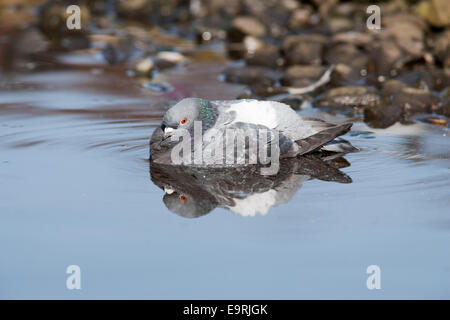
[0,61,449,299]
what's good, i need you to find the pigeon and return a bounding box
[150,97,355,166]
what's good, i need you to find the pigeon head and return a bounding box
[160,98,216,138]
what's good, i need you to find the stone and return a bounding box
[317,86,381,110]
[392,87,441,113]
[364,102,404,128]
[135,57,155,77]
[416,0,450,27]
[325,44,369,85]
[245,45,282,68]
[436,100,450,117]
[280,96,305,110]
[222,66,279,87]
[288,7,313,29]
[327,17,353,34]
[228,16,267,42]
[281,65,326,87]
[282,34,327,66]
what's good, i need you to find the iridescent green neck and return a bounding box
[199,99,213,125]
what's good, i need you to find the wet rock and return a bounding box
[86,0,111,16]
[226,43,246,60]
[331,31,373,46]
[416,0,450,27]
[0,1,37,29]
[236,91,255,99]
[188,50,228,62]
[391,87,441,113]
[327,17,354,34]
[140,79,173,92]
[325,44,369,85]
[423,116,448,126]
[333,2,358,16]
[242,36,265,53]
[443,87,450,100]
[248,85,286,98]
[382,14,426,57]
[364,102,404,128]
[281,65,326,87]
[315,0,340,17]
[154,58,177,70]
[381,80,408,97]
[280,96,305,110]
[316,86,380,110]
[371,14,426,76]
[227,36,265,61]
[327,44,369,68]
[143,26,195,52]
[432,30,450,68]
[157,51,186,64]
[222,66,279,87]
[195,25,227,44]
[394,69,450,92]
[0,27,49,71]
[38,2,90,41]
[371,40,403,76]
[288,7,313,29]
[246,45,282,68]
[325,43,366,65]
[102,37,135,65]
[134,51,184,77]
[436,100,450,117]
[116,0,182,22]
[60,35,90,50]
[135,57,155,77]
[283,34,327,52]
[228,16,267,42]
[380,0,409,15]
[283,34,327,66]
[116,0,151,20]
[330,63,366,86]
[241,1,292,39]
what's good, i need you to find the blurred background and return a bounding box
[0,0,449,125]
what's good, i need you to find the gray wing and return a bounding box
[199,122,294,165]
[294,122,353,155]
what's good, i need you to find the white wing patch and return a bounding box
[228,100,278,128]
[227,100,316,140]
[227,189,277,216]
[226,174,309,216]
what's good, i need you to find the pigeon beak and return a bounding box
[164,127,174,134]
[161,123,175,139]
[161,123,174,136]
[164,186,175,194]
[163,126,175,139]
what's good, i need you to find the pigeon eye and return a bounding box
[180,117,188,125]
[179,194,188,204]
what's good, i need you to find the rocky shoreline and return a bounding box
[1,0,449,128]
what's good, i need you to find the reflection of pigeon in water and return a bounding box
[149,155,352,218]
[150,98,356,165]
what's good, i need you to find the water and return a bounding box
[0,60,449,299]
